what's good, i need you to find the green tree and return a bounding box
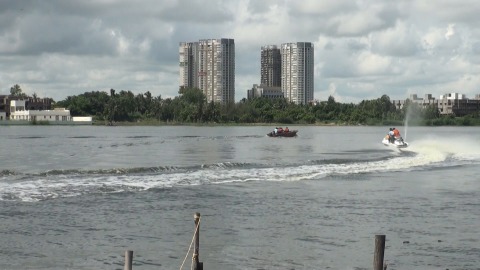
[176,88,207,122]
[10,84,27,98]
[56,91,111,118]
[423,104,440,120]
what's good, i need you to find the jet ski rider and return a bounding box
[393,127,400,139]
[393,127,404,143]
[388,128,395,143]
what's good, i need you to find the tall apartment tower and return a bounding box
[261,45,281,87]
[179,38,235,104]
[281,42,314,105]
[179,42,195,90]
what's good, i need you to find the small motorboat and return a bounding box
[382,136,409,148]
[267,130,298,137]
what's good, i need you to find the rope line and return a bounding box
[179,216,201,270]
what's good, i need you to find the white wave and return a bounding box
[3,139,479,202]
[408,137,480,161]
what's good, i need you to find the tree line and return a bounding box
[52,87,480,126]
[5,84,479,125]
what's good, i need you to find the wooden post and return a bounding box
[193,212,203,270]
[124,250,133,270]
[373,235,386,270]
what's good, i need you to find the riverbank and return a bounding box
[94,120,350,127]
[3,117,479,127]
[0,120,93,126]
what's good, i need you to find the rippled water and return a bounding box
[1,125,479,269]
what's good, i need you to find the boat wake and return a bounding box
[1,137,479,202]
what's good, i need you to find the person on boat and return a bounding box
[388,128,395,143]
[285,127,289,133]
[274,127,278,135]
[277,127,283,133]
[393,128,404,142]
[393,127,400,138]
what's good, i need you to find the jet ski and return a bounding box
[382,136,409,148]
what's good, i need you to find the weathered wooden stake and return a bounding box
[373,235,386,270]
[124,250,133,270]
[193,212,203,270]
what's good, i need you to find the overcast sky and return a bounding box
[1,0,480,103]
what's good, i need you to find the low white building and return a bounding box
[440,93,466,100]
[10,100,71,122]
[247,84,284,100]
[72,116,93,124]
[0,111,6,121]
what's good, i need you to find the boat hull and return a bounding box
[267,130,298,137]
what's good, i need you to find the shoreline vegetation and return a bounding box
[7,86,480,126]
[54,88,480,127]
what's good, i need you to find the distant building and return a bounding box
[179,42,195,90]
[392,94,436,110]
[261,45,281,87]
[10,100,71,122]
[0,95,52,118]
[437,93,480,116]
[179,38,235,105]
[393,93,480,116]
[247,84,284,100]
[0,111,5,121]
[72,116,93,124]
[281,42,314,105]
[0,95,7,113]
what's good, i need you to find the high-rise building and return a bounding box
[179,38,235,104]
[179,42,195,91]
[261,45,281,87]
[281,42,314,105]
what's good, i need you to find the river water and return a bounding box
[0,125,479,270]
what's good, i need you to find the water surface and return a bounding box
[1,125,479,269]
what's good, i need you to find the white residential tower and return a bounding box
[281,42,314,105]
[179,38,235,105]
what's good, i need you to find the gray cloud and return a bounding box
[1,0,480,103]
[159,0,233,23]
